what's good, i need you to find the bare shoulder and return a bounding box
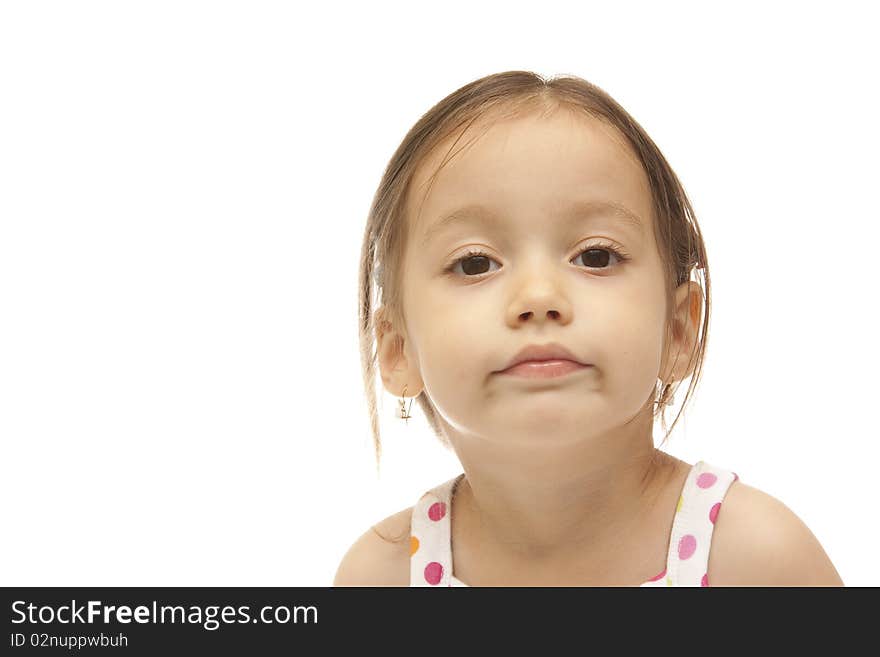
[332,506,413,587]
[708,479,844,586]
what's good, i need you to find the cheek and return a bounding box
[591,285,667,388]
[411,309,491,389]
[406,310,491,430]
[404,280,503,403]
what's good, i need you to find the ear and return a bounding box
[374,305,424,398]
[659,281,704,384]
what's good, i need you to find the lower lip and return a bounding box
[499,360,591,378]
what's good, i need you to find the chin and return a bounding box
[505,409,599,437]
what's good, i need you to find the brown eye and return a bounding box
[446,250,500,277]
[570,243,629,270]
[576,248,614,268]
[461,254,492,275]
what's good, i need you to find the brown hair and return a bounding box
[358,70,709,475]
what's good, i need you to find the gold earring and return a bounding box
[398,384,413,423]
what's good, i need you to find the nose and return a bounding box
[505,270,573,327]
[517,308,562,322]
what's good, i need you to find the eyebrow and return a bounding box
[420,200,645,248]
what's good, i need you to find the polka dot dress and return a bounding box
[409,460,739,587]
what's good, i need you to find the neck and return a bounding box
[446,407,674,563]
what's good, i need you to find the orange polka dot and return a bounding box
[410,536,419,555]
[676,494,683,513]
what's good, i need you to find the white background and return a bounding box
[1,1,876,586]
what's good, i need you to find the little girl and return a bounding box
[336,70,843,587]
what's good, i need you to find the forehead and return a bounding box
[408,110,654,238]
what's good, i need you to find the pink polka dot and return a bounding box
[678,534,697,560]
[697,472,717,489]
[424,561,443,585]
[647,568,667,582]
[701,573,709,587]
[709,502,721,524]
[427,502,446,521]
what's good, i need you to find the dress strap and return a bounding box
[409,473,463,586]
[663,460,739,586]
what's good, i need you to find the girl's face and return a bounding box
[387,109,698,447]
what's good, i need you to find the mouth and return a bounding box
[497,359,592,379]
